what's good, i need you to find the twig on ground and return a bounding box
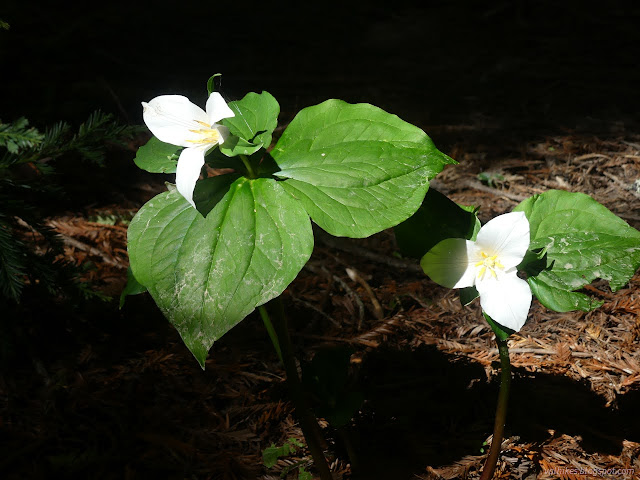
[305,263,366,329]
[345,267,384,323]
[56,233,125,269]
[315,232,423,274]
[462,180,528,202]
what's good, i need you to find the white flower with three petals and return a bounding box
[142,92,235,208]
[421,211,532,332]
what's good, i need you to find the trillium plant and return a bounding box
[421,211,532,479]
[417,190,640,479]
[128,78,455,366]
[125,75,455,479]
[124,75,640,479]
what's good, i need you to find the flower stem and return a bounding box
[260,298,333,480]
[480,335,512,480]
[240,154,257,179]
[258,305,282,363]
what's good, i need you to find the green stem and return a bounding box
[259,305,282,363]
[240,154,257,179]
[480,335,512,480]
[262,298,333,480]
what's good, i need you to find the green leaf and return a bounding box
[0,117,44,153]
[262,438,304,468]
[127,177,313,367]
[261,444,282,469]
[483,312,513,341]
[459,286,479,306]
[271,99,455,238]
[298,466,313,480]
[477,171,504,188]
[394,188,480,258]
[206,73,222,95]
[203,146,244,170]
[119,266,147,309]
[220,91,280,157]
[134,136,180,173]
[514,190,640,312]
[192,173,241,217]
[528,270,603,312]
[0,219,26,301]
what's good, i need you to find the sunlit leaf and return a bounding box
[272,99,455,238]
[127,178,313,367]
[133,136,180,173]
[515,190,640,312]
[220,91,279,157]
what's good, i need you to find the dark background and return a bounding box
[2,1,639,135]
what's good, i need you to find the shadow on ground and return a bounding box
[343,345,640,479]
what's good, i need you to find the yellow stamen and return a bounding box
[186,124,220,145]
[476,252,504,279]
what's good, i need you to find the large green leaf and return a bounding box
[515,190,640,312]
[220,91,280,157]
[134,136,180,173]
[192,173,241,217]
[271,99,455,238]
[127,177,313,367]
[118,266,147,309]
[394,188,480,259]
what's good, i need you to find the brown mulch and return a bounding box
[3,131,640,480]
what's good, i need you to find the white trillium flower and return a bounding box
[141,92,235,207]
[421,211,532,332]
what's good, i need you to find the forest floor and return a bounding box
[2,123,640,480]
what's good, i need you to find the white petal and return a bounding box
[475,211,530,269]
[215,124,231,144]
[142,95,209,147]
[476,272,532,331]
[175,147,206,208]
[421,238,477,289]
[206,92,235,124]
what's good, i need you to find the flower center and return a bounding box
[187,120,221,145]
[475,252,504,280]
